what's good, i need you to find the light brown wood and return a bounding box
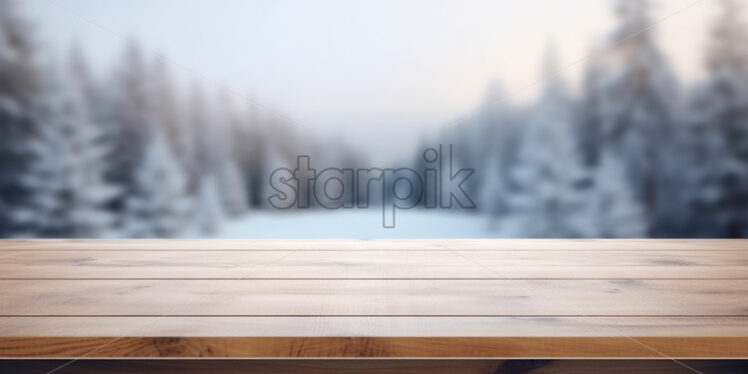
[1,250,746,279]
[0,239,746,360]
[4,317,748,337]
[1,238,746,251]
[2,336,748,358]
[1,279,746,316]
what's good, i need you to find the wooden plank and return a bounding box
[458,250,748,266]
[0,251,494,279]
[1,239,746,251]
[1,336,747,358]
[2,250,746,279]
[456,250,748,279]
[3,317,748,337]
[0,252,22,259]
[1,279,746,316]
[1,240,746,361]
[0,251,295,279]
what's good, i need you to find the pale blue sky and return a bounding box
[26,0,710,162]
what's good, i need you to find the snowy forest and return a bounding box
[443,0,748,238]
[2,0,748,238]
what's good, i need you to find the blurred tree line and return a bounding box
[435,0,748,237]
[0,0,326,237]
[3,0,748,238]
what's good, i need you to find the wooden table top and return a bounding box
[0,239,746,359]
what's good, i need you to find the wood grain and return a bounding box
[0,239,746,360]
[2,336,748,358]
[4,317,748,337]
[1,238,746,251]
[1,279,746,316]
[2,250,746,279]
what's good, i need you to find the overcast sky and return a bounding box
[26,0,711,162]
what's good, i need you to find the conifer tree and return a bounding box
[18,50,118,237]
[688,0,748,236]
[0,0,39,235]
[584,0,678,235]
[124,129,190,237]
[510,47,589,237]
[108,41,152,212]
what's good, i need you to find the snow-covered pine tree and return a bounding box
[0,0,39,236]
[589,0,678,236]
[123,129,191,237]
[149,57,197,227]
[479,148,508,230]
[66,46,120,237]
[215,159,249,217]
[687,0,748,237]
[452,80,521,219]
[151,58,189,171]
[186,83,209,189]
[108,41,152,214]
[18,49,118,237]
[69,44,99,115]
[212,89,249,217]
[509,46,589,237]
[13,61,68,236]
[241,101,269,208]
[584,152,647,238]
[191,171,224,235]
[470,82,516,203]
[471,81,507,195]
[577,45,606,168]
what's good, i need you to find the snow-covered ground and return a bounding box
[218,209,512,238]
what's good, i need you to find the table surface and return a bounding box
[0,239,746,359]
